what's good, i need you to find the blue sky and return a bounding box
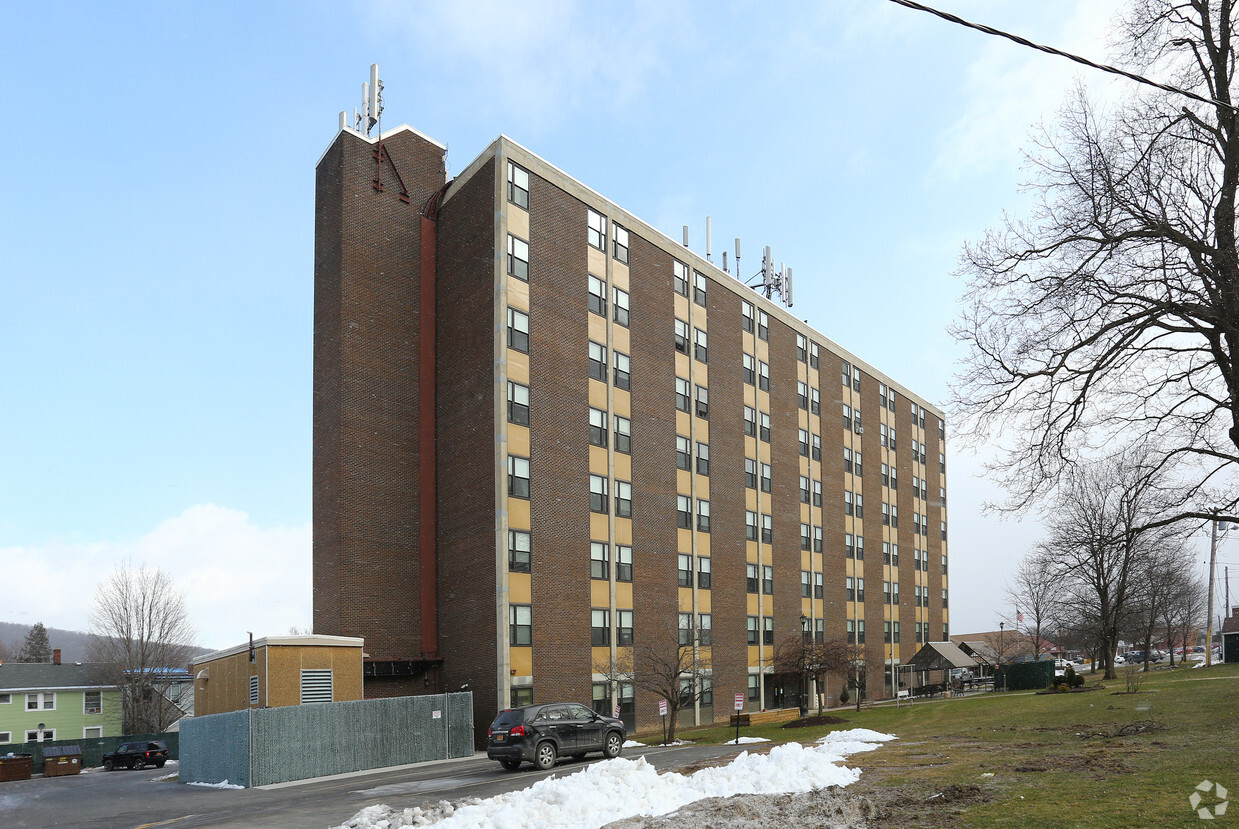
[1,0,1160,650]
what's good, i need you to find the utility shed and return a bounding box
[192,635,364,717]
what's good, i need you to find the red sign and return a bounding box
[658,699,668,717]
[734,693,744,711]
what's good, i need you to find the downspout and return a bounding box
[419,183,451,661]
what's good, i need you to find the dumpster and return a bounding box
[0,754,33,782]
[42,746,82,777]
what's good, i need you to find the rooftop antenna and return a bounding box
[735,238,741,280]
[682,225,690,247]
[722,250,729,273]
[744,243,794,308]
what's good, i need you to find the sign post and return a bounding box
[733,693,744,744]
[658,698,668,745]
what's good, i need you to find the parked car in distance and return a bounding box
[487,702,626,771]
[102,740,168,771]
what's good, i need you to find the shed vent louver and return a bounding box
[300,669,333,704]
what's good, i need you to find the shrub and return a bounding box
[840,688,850,704]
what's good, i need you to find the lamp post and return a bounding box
[799,614,809,714]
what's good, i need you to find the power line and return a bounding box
[887,0,1239,114]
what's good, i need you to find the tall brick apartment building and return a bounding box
[313,119,949,737]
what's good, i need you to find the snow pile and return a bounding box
[724,736,770,745]
[186,779,244,789]
[332,728,895,829]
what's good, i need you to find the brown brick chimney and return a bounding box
[52,648,61,665]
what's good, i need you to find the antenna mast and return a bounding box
[745,244,794,308]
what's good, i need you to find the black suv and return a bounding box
[102,740,169,771]
[487,703,625,770]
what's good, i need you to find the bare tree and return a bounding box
[772,634,852,715]
[1007,553,1060,658]
[952,1,1239,528]
[594,617,710,744]
[1039,449,1180,679]
[88,562,197,734]
[16,622,52,663]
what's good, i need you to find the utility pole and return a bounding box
[1206,517,1219,667]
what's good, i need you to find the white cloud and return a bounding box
[1,505,311,652]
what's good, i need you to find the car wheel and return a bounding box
[103,760,114,772]
[500,759,521,771]
[603,731,623,758]
[134,759,145,771]
[534,741,557,771]
[155,761,166,768]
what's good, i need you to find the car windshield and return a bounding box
[491,709,525,728]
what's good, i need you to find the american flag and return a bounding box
[1016,610,1024,623]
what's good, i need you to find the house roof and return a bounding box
[905,641,980,671]
[193,634,364,666]
[0,662,116,692]
[957,640,1002,666]
[1221,611,1239,634]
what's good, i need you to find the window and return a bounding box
[588,274,607,316]
[884,580,899,606]
[507,235,529,280]
[508,161,529,208]
[591,541,610,580]
[843,404,853,431]
[507,381,530,426]
[745,458,758,488]
[809,341,819,368]
[814,618,825,643]
[814,572,824,599]
[591,609,610,646]
[617,610,634,646]
[678,554,693,587]
[694,328,708,363]
[758,360,770,391]
[801,570,812,598]
[882,502,890,526]
[698,613,713,646]
[763,616,775,645]
[884,542,899,566]
[696,385,710,419]
[844,448,854,474]
[939,420,946,440]
[677,436,691,470]
[847,620,856,644]
[508,455,530,498]
[813,480,822,506]
[759,412,771,442]
[673,260,689,296]
[853,451,863,477]
[589,341,607,381]
[593,683,610,716]
[615,416,631,453]
[84,691,101,715]
[842,360,852,386]
[940,486,946,505]
[590,474,609,513]
[799,429,810,457]
[675,319,690,353]
[812,434,821,461]
[616,545,633,581]
[300,669,334,704]
[799,475,810,503]
[613,224,629,263]
[26,729,54,743]
[942,520,948,540]
[507,307,529,353]
[760,463,771,493]
[844,491,854,516]
[742,301,755,332]
[693,271,708,306]
[881,463,891,488]
[748,673,761,701]
[943,589,950,608]
[852,366,862,392]
[588,209,606,250]
[679,612,694,645]
[696,499,711,532]
[800,523,811,551]
[761,513,773,543]
[744,406,757,437]
[676,377,690,412]
[509,529,531,573]
[796,333,807,362]
[746,563,759,593]
[26,693,55,710]
[250,675,260,705]
[677,494,692,528]
[613,286,630,326]
[940,452,946,473]
[892,621,901,644]
[757,310,769,340]
[746,511,758,542]
[813,526,823,552]
[856,534,865,559]
[846,533,856,558]
[846,577,856,602]
[811,388,820,415]
[856,578,866,603]
[83,727,101,739]
[747,616,760,645]
[511,687,534,708]
[942,555,948,575]
[696,442,710,475]
[615,480,632,517]
[0,694,8,705]
[857,620,866,644]
[589,408,608,447]
[911,475,921,500]
[614,351,631,390]
[762,564,774,595]
[697,556,711,589]
[743,353,756,384]
[798,381,809,410]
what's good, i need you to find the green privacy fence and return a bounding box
[179,692,474,787]
[6,732,178,774]
[993,660,1056,691]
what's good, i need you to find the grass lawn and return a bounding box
[660,662,1239,827]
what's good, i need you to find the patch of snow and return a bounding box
[332,728,895,829]
[724,737,770,745]
[622,740,645,748]
[186,779,244,789]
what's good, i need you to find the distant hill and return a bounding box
[0,622,212,664]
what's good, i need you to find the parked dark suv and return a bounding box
[487,703,625,770]
[102,740,169,770]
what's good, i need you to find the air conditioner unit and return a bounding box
[855,426,864,434]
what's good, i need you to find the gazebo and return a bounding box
[899,641,979,703]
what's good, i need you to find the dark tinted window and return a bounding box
[491,709,527,728]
